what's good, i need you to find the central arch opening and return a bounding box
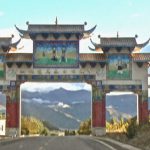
[20,82,92,136]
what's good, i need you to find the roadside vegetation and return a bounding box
[77,118,91,135]
[106,117,150,150]
[64,118,91,136]
[106,117,129,133]
[21,116,92,136]
[21,116,58,136]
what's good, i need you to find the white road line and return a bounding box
[101,138,141,150]
[91,138,118,150]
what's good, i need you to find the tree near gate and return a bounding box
[78,119,91,135]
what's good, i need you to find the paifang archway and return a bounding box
[0,21,150,137]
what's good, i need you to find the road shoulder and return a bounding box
[94,137,141,150]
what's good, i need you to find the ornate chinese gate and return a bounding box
[0,21,150,136]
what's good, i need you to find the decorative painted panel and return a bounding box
[142,90,148,101]
[17,75,95,82]
[92,85,104,101]
[103,84,142,92]
[0,56,5,79]
[6,69,16,80]
[10,81,17,101]
[107,54,131,80]
[33,41,79,68]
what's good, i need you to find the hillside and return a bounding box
[21,116,59,135]
[106,94,137,121]
[106,122,150,150]
[21,88,139,130]
[21,88,91,129]
[127,123,150,150]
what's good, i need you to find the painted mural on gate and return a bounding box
[0,56,4,79]
[34,41,79,68]
[107,55,131,80]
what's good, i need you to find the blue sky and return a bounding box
[1,0,150,92]
[0,0,150,53]
[0,0,150,43]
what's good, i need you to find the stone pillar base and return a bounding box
[92,127,106,136]
[6,128,19,137]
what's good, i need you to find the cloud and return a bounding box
[47,102,71,109]
[80,33,100,53]
[107,92,135,96]
[21,82,92,92]
[0,105,6,110]
[0,11,4,17]
[0,28,14,37]
[10,39,33,53]
[22,99,31,103]
[21,83,55,92]
[80,38,92,53]
[57,102,70,108]
[130,13,142,18]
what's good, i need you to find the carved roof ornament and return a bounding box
[55,17,58,25]
[88,38,103,52]
[135,34,138,38]
[0,35,21,53]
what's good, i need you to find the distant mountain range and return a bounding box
[106,94,137,122]
[21,88,91,129]
[21,88,91,104]
[21,88,140,130]
[0,104,5,114]
[0,89,149,129]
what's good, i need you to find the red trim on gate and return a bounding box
[138,100,149,123]
[92,100,105,127]
[6,100,19,128]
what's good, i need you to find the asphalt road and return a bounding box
[0,136,127,150]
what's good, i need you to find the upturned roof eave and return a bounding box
[15,24,96,39]
[89,37,150,52]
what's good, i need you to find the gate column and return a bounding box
[138,90,149,124]
[5,81,20,137]
[91,82,106,136]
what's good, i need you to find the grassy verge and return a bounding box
[106,119,150,150]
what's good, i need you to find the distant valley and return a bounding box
[21,88,139,130]
[21,88,91,129]
[0,89,147,130]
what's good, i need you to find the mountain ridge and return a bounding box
[21,88,139,129]
[21,88,91,104]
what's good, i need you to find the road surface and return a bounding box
[0,136,128,150]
